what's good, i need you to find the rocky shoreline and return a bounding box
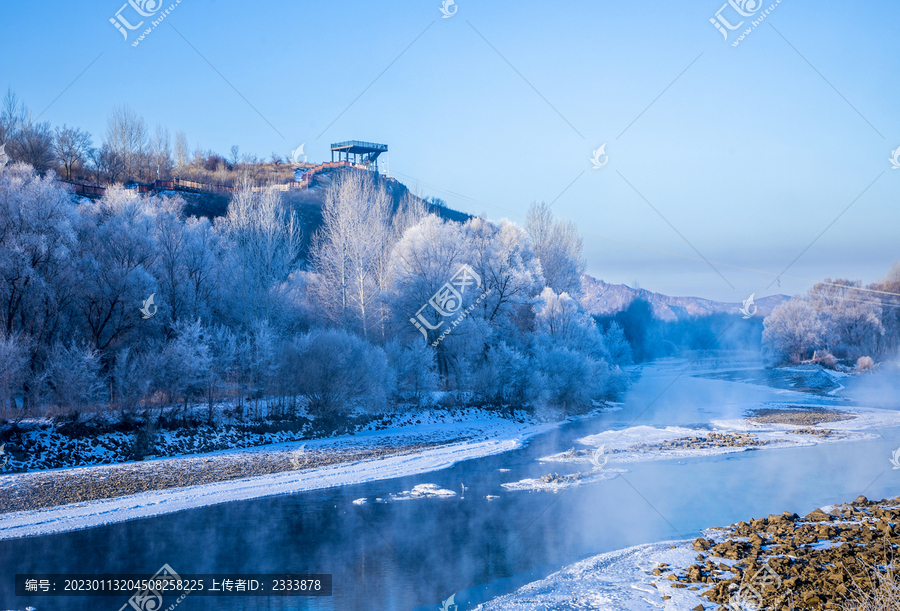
[0,440,451,513]
[658,495,900,610]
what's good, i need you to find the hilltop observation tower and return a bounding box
[330,140,388,173]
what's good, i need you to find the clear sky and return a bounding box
[1,0,898,303]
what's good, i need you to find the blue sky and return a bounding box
[1,0,898,302]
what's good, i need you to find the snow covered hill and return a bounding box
[580,275,789,321]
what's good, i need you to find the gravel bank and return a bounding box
[748,406,856,426]
[0,440,452,513]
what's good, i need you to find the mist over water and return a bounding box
[3,352,899,610]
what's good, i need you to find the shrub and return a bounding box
[471,342,545,410]
[0,331,29,413]
[287,328,393,418]
[857,356,876,371]
[841,560,900,611]
[129,416,158,461]
[813,350,838,369]
[534,345,608,417]
[44,342,105,412]
[386,340,439,405]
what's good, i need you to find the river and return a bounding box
[2,355,898,610]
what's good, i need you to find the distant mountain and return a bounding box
[579,275,789,321]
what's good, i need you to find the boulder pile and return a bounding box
[668,496,900,609]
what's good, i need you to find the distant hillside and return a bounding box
[579,275,789,321]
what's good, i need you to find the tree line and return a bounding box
[762,269,900,365]
[0,89,299,187]
[0,163,632,427]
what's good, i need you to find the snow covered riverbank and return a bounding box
[475,539,703,610]
[0,407,588,540]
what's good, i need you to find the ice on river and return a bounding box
[475,540,704,610]
[352,483,457,505]
[501,468,623,493]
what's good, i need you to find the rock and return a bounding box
[804,508,829,521]
[693,538,713,551]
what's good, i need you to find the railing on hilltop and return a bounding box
[62,161,373,199]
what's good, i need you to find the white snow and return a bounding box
[568,401,900,466]
[501,469,624,493]
[474,540,704,611]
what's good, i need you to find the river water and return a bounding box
[2,355,899,610]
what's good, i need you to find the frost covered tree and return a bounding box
[869,262,900,356]
[471,341,544,409]
[309,171,393,338]
[204,324,239,419]
[531,288,618,414]
[534,288,603,355]
[286,328,393,417]
[247,319,279,416]
[0,155,636,421]
[762,298,825,363]
[603,322,633,367]
[44,341,105,411]
[764,278,888,363]
[0,331,29,412]
[0,165,78,343]
[163,319,211,412]
[111,345,159,414]
[388,213,468,336]
[464,216,544,334]
[526,201,586,296]
[385,339,439,404]
[220,175,302,324]
[74,187,159,351]
[153,201,222,325]
[806,279,883,359]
